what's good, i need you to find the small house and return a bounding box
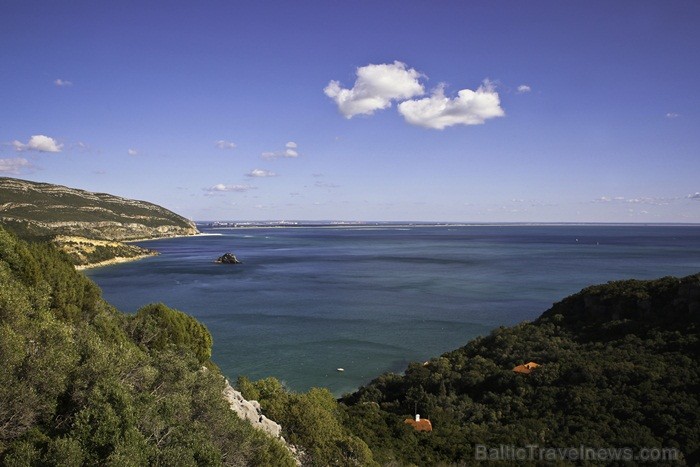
[404,414,433,432]
[512,361,540,375]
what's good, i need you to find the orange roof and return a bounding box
[512,361,540,374]
[404,418,433,432]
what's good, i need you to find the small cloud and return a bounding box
[246,169,276,178]
[666,112,680,119]
[13,135,63,153]
[204,183,256,193]
[128,148,138,156]
[324,61,425,118]
[687,192,700,200]
[315,181,340,188]
[215,140,237,150]
[54,79,72,87]
[397,80,505,130]
[262,141,300,159]
[0,157,32,174]
[517,84,531,93]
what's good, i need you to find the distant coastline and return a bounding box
[198,220,700,229]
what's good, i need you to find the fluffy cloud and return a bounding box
[517,84,531,93]
[687,193,700,200]
[246,169,276,178]
[0,157,32,174]
[204,183,255,193]
[13,135,63,153]
[262,141,300,159]
[324,61,424,118]
[215,140,237,149]
[54,79,72,87]
[666,112,680,119]
[397,80,505,129]
[127,148,138,156]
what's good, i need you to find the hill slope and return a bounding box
[340,274,700,465]
[0,226,295,465]
[0,177,198,241]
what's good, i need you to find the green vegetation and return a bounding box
[3,213,697,466]
[237,376,376,466]
[0,177,198,241]
[339,274,700,465]
[51,237,156,266]
[0,226,294,466]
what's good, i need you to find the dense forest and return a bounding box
[338,273,699,465]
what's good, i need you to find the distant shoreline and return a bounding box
[197,221,700,230]
[124,232,216,243]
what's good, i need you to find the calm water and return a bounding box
[86,225,700,395]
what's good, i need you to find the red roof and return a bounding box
[404,418,433,432]
[513,361,540,374]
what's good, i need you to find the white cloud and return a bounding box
[215,140,237,150]
[517,84,531,93]
[246,169,276,178]
[324,61,424,118]
[262,141,300,159]
[127,148,138,156]
[54,79,72,87]
[204,183,256,193]
[687,193,700,200]
[397,80,505,130]
[0,157,32,174]
[13,135,63,153]
[666,112,680,119]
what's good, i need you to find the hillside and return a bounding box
[0,226,296,465]
[0,177,198,241]
[339,274,699,465]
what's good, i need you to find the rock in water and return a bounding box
[215,252,241,264]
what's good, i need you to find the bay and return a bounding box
[85,224,700,395]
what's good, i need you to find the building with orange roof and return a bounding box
[512,361,540,374]
[404,414,433,432]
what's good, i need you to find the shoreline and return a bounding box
[75,252,158,270]
[124,232,211,243]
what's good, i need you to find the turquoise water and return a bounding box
[86,224,700,395]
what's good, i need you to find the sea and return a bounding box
[85,224,700,396]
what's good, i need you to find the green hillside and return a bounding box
[0,177,198,241]
[339,274,699,465]
[0,227,294,466]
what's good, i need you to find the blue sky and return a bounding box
[1,1,699,222]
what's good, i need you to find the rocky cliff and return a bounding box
[0,177,198,241]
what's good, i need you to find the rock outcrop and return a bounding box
[222,380,282,439]
[215,252,241,264]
